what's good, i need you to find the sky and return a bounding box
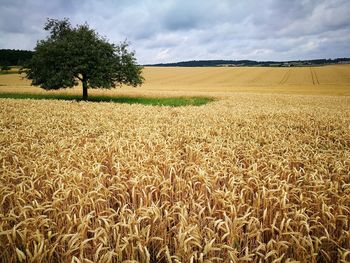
[0,0,350,64]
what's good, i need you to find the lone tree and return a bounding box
[24,18,143,100]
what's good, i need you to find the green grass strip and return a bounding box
[0,71,20,75]
[0,92,214,107]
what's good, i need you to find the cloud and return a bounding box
[0,0,349,63]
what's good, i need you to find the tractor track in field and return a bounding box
[247,68,271,84]
[279,68,292,85]
[310,67,320,85]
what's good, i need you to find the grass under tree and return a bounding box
[0,92,213,106]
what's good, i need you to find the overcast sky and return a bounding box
[0,0,350,64]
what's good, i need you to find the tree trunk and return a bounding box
[82,77,88,100]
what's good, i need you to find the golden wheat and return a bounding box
[1,93,350,262]
[1,65,350,96]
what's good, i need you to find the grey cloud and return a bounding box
[0,0,349,63]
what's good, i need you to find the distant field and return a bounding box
[0,65,349,96]
[140,65,350,95]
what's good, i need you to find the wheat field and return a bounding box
[1,65,350,96]
[1,66,350,262]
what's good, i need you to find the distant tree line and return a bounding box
[147,58,350,67]
[1,48,350,68]
[0,49,34,67]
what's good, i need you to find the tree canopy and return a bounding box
[23,18,143,100]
